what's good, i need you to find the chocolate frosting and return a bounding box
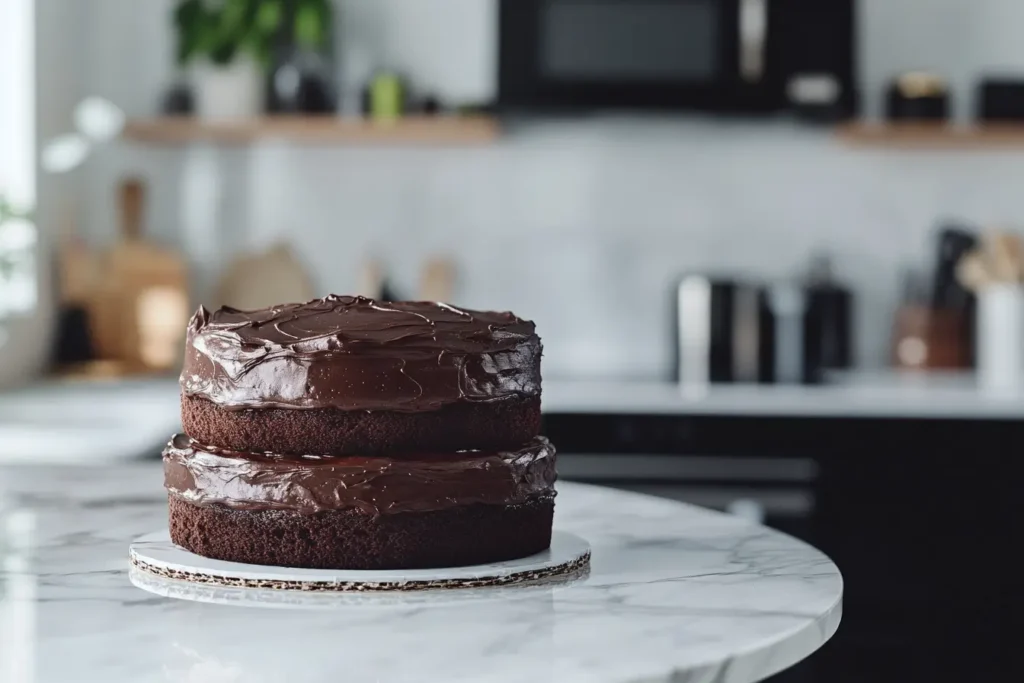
[163,435,557,516]
[181,295,542,412]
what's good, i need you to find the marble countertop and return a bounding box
[0,466,842,683]
[0,379,180,464]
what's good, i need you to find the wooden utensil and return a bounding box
[956,250,992,293]
[214,243,315,310]
[956,230,1024,293]
[982,230,1022,282]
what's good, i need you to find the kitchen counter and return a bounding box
[0,466,842,683]
[0,378,180,464]
[543,373,1024,419]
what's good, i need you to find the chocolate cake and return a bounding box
[180,296,542,455]
[164,295,556,570]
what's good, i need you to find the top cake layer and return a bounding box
[181,295,542,412]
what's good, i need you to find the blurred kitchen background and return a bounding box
[4,0,1024,680]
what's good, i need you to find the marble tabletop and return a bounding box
[0,465,842,683]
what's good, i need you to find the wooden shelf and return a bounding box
[122,115,500,146]
[837,122,1024,149]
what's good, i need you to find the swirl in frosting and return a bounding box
[181,295,542,412]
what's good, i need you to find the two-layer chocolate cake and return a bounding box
[163,295,556,570]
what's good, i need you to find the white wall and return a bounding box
[53,0,1024,379]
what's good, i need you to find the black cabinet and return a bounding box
[545,412,1024,683]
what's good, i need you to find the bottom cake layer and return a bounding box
[168,495,555,570]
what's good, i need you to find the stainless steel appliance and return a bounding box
[673,270,853,385]
[499,0,857,118]
[673,276,770,386]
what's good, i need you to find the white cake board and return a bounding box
[129,530,590,602]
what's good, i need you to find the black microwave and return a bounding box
[499,0,857,119]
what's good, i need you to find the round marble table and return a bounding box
[0,465,842,683]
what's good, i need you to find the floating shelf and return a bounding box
[837,122,1024,149]
[122,115,500,146]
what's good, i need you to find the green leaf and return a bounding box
[294,3,325,49]
[255,0,283,35]
[210,39,237,65]
[174,0,206,65]
[174,0,330,65]
[220,0,248,31]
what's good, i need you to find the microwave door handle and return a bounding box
[740,0,767,82]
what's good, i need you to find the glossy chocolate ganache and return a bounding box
[163,435,557,516]
[181,295,542,412]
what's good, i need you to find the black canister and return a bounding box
[886,72,950,121]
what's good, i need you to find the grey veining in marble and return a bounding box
[0,466,842,683]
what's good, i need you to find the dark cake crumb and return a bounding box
[181,393,542,456]
[169,495,555,570]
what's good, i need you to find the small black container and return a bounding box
[977,78,1024,121]
[886,72,950,121]
[268,50,336,114]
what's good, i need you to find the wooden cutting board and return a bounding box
[89,178,189,372]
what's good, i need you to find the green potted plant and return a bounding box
[173,0,333,120]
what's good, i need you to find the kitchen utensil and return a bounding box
[956,251,992,292]
[419,258,456,302]
[955,230,1024,293]
[886,72,950,121]
[90,178,189,372]
[215,243,315,311]
[931,226,977,310]
[891,307,970,370]
[983,230,1023,282]
[893,259,971,370]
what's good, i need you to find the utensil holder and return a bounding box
[977,284,1024,392]
[891,307,970,370]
